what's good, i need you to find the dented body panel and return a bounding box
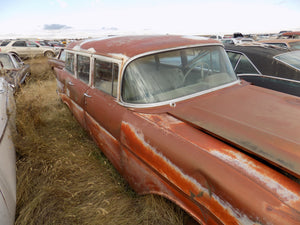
[53,35,300,224]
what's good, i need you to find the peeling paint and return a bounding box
[108,53,129,61]
[122,121,257,224]
[210,149,300,203]
[72,45,96,54]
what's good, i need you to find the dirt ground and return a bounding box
[13,57,190,225]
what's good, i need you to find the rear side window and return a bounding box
[227,51,260,74]
[94,59,119,97]
[65,52,75,75]
[77,55,90,84]
[0,41,10,46]
[12,41,26,47]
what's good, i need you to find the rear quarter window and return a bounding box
[65,52,75,75]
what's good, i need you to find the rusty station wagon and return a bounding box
[53,35,300,225]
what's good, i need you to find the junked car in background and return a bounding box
[278,31,300,39]
[258,38,300,50]
[0,40,57,58]
[52,35,300,225]
[225,44,300,96]
[221,37,255,45]
[0,77,16,225]
[0,53,30,89]
[48,48,65,70]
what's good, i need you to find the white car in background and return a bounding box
[0,77,16,225]
[0,40,57,58]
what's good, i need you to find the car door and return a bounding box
[11,54,29,85]
[11,41,28,58]
[26,41,42,57]
[84,57,124,169]
[59,52,90,129]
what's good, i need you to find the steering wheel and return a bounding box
[183,62,210,83]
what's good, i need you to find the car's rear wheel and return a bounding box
[44,51,54,58]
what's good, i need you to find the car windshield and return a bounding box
[274,51,300,71]
[289,41,300,50]
[122,46,237,104]
[0,54,14,69]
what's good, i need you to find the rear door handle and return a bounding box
[68,81,74,86]
[84,93,91,98]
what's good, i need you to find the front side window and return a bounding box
[77,55,90,84]
[122,46,237,104]
[94,59,119,97]
[65,52,75,75]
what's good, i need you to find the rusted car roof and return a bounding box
[67,35,219,59]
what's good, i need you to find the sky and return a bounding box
[1,0,300,39]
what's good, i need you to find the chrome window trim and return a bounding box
[92,54,122,97]
[238,73,300,83]
[76,53,92,86]
[226,50,262,75]
[119,80,240,108]
[118,43,229,107]
[64,51,76,76]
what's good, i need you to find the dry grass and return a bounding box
[14,57,187,225]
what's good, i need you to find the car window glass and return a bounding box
[59,50,66,61]
[0,41,10,46]
[77,55,90,84]
[122,46,236,104]
[12,41,26,47]
[235,55,260,74]
[267,43,288,49]
[274,51,300,71]
[11,54,22,68]
[0,54,14,69]
[226,51,241,68]
[65,52,75,75]
[27,41,39,47]
[94,59,119,97]
[289,41,300,50]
